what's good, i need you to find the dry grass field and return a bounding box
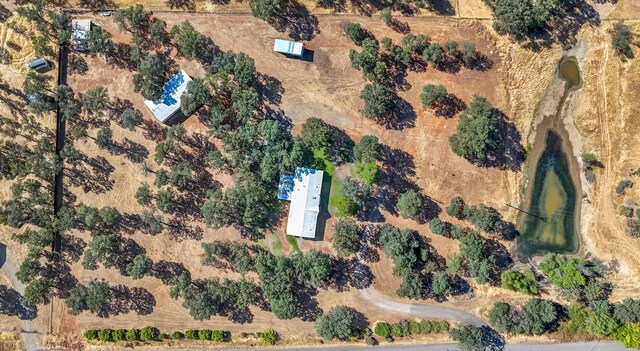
[2,0,640,349]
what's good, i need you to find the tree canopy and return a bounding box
[449,96,502,161]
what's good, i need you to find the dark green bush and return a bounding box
[171,331,184,339]
[125,329,138,341]
[185,329,197,339]
[112,329,125,342]
[198,329,212,340]
[84,330,98,339]
[97,329,112,342]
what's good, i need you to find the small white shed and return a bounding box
[274,39,304,57]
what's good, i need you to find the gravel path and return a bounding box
[359,288,486,326]
[1,249,44,351]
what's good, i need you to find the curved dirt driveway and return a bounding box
[359,288,486,326]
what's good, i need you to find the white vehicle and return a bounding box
[273,39,304,57]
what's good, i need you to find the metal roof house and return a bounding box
[280,167,324,239]
[27,58,51,73]
[71,19,91,52]
[143,70,193,124]
[274,39,304,57]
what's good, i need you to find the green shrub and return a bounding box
[612,323,640,349]
[390,323,403,337]
[171,331,184,339]
[210,330,227,342]
[125,329,138,341]
[345,22,367,44]
[616,179,633,195]
[112,329,125,342]
[159,333,170,339]
[84,330,98,339]
[336,196,358,217]
[409,321,422,334]
[140,326,157,341]
[398,320,410,336]
[185,329,197,339]
[97,329,111,342]
[420,321,433,333]
[354,162,379,185]
[259,330,278,345]
[373,322,392,338]
[198,329,212,340]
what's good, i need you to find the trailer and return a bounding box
[273,39,304,57]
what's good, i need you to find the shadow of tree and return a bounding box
[77,0,116,8]
[295,287,323,321]
[0,4,11,22]
[377,145,417,214]
[481,326,506,351]
[166,0,196,10]
[66,156,115,194]
[434,94,466,118]
[0,285,37,320]
[152,260,191,284]
[329,127,354,166]
[516,0,600,51]
[256,72,284,106]
[104,285,156,317]
[68,53,88,76]
[270,0,320,41]
[389,19,411,34]
[61,233,86,263]
[389,97,416,130]
[107,43,136,71]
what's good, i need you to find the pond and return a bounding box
[518,57,582,258]
[519,131,579,256]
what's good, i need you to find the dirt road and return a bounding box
[359,288,486,327]
[0,251,44,351]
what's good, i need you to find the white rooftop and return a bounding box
[71,19,91,51]
[274,39,304,57]
[143,70,192,123]
[286,168,324,239]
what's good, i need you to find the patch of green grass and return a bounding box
[270,234,283,256]
[286,235,301,253]
[313,148,344,213]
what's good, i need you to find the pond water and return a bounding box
[518,57,582,258]
[519,131,579,256]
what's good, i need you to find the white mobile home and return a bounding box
[283,168,324,239]
[273,39,304,57]
[71,19,91,52]
[143,70,193,124]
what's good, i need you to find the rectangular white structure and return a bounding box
[286,168,323,239]
[71,19,91,51]
[274,39,304,57]
[144,70,192,123]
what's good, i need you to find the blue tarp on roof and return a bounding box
[278,175,295,200]
[293,167,317,182]
[155,70,186,106]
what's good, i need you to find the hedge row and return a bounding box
[84,327,230,342]
[373,320,450,339]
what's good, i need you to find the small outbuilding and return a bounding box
[27,58,51,73]
[280,167,324,239]
[274,39,304,57]
[143,70,193,124]
[71,19,91,52]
